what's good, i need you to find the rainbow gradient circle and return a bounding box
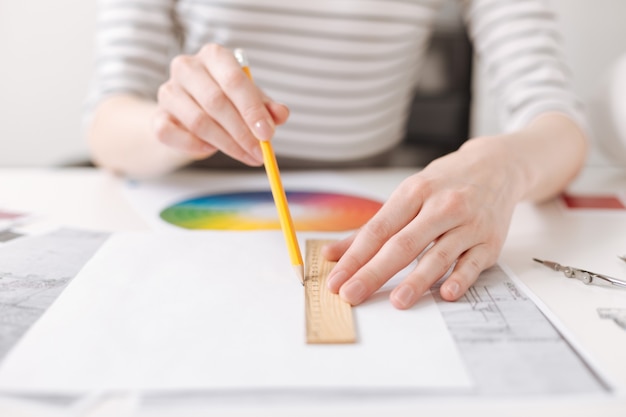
[160,191,382,231]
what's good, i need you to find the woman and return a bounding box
[86,0,587,309]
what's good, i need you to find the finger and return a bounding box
[158,83,262,166]
[154,110,216,158]
[375,188,486,306]
[332,183,474,304]
[439,244,495,302]
[322,233,355,263]
[261,91,290,125]
[200,45,276,142]
[325,177,427,290]
[265,100,290,126]
[389,242,492,309]
[403,224,475,286]
[386,226,475,309]
[337,207,466,306]
[323,234,357,293]
[170,55,263,164]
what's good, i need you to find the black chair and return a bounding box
[397,23,473,166]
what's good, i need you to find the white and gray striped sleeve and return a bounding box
[86,0,180,110]
[463,0,586,133]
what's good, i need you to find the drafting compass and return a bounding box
[533,258,626,289]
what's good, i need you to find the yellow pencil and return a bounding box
[234,48,304,285]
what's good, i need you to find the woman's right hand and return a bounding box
[154,44,289,165]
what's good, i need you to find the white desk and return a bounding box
[0,166,625,416]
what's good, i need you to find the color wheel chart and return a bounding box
[160,190,382,231]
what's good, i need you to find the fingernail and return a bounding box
[340,280,367,305]
[327,270,347,292]
[445,281,460,299]
[252,118,274,141]
[392,285,415,309]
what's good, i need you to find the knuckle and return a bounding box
[480,224,504,250]
[390,233,419,257]
[239,103,266,126]
[407,175,432,197]
[364,217,393,241]
[431,247,454,272]
[202,88,228,111]
[440,190,469,218]
[338,251,363,272]
[169,54,191,75]
[361,268,386,289]
[464,256,483,278]
[199,43,222,59]
[156,82,172,103]
[221,68,248,91]
[188,111,209,133]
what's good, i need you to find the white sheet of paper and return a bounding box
[0,231,471,393]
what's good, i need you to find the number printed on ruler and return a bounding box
[304,240,356,344]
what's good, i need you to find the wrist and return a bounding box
[459,113,587,203]
[458,135,530,204]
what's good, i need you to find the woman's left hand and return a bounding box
[324,135,525,309]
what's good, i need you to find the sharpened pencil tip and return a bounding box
[294,264,305,286]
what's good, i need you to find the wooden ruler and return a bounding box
[304,239,356,344]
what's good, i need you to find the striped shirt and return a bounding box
[88,0,584,161]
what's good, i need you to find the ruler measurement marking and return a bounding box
[304,239,356,344]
